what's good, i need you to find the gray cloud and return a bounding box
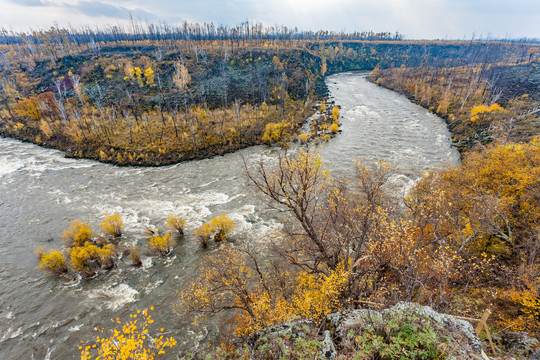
[0,0,538,39]
[63,1,158,20]
[7,0,44,6]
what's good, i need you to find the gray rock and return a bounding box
[387,302,483,353]
[501,331,539,357]
[321,330,336,360]
[248,318,316,356]
[326,308,382,339]
[326,301,484,360]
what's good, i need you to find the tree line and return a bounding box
[0,20,404,46]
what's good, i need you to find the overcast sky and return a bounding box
[0,0,538,39]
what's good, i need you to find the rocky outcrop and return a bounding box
[249,302,490,359]
[326,302,483,360]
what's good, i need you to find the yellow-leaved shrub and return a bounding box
[332,106,340,121]
[209,215,234,242]
[69,243,116,276]
[36,247,68,274]
[262,122,290,144]
[100,213,124,238]
[148,233,175,255]
[193,223,213,247]
[193,215,235,247]
[470,103,503,123]
[166,214,186,236]
[180,244,351,337]
[62,220,93,247]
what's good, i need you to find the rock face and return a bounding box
[326,302,484,360]
[250,302,488,359]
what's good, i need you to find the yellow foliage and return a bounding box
[39,119,54,138]
[272,56,284,71]
[172,62,190,91]
[459,143,540,200]
[410,142,540,257]
[193,223,213,247]
[129,67,142,78]
[320,58,327,76]
[262,122,290,144]
[289,262,350,321]
[470,103,503,123]
[100,213,123,238]
[166,214,186,235]
[181,244,350,337]
[148,233,175,255]
[192,105,208,122]
[499,287,540,334]
[62,220,93,247]
[209,215,235,242]
[332,106,340,121]
[329,123,339,133]
[192,214,234,246]
[36,248,68,274]
[79,308,176,360]
[69,242,115,275]
[128,67,144,87]
[14,97,42,119]
[298,133,309,143]
[144,67,155,86]
[99,150,109,161]
[12,122,25,131]
[371,64,382,78]
[103,64,117,74]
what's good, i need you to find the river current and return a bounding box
[0,72,459,359]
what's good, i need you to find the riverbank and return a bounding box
[368,61,540,152]
[0,102,318,166]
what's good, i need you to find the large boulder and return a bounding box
[326,302,484,359]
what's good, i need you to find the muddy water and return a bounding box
[0,72,459,359]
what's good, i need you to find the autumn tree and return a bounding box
[179,244,350,336]
[245,146,334,270]
[193,215,235,247]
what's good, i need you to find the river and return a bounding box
[0,72,459,359]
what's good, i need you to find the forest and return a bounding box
[3,20,539,359]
